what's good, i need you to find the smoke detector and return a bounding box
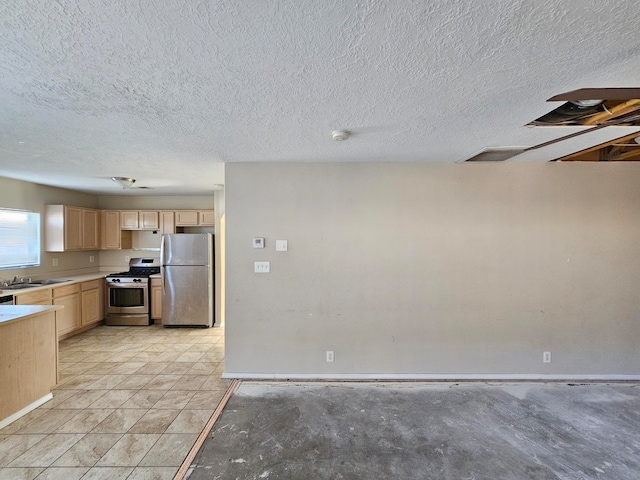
[332,130,350,141]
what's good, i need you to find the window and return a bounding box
[0,209,41,269]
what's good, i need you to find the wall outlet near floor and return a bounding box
[52,258,58,266]
[326,350,335,363]
[543,351,552,363]
[89,255,95,263]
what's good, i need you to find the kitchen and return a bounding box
[0,178,224,428]
[0,175,224,324]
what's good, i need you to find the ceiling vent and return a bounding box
[462,148,526,162]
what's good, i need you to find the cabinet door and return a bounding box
[175,210,198,226]
[54,293,81,335]
[151,284,162,320]
[98,279,105,321]
[160,211,175,235]
[81,288,100,326]
[82,209,100,250]
[101,211,121,249]
[140,211,159,229]
[199,210,215,226]
[121,211,139,229]
[64,206,83,250]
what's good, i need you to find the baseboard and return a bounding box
[222,372,640,382]
[0,393,53,430]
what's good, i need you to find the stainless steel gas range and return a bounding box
[105,258,160,326]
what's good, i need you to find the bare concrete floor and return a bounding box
[187,381,640,480]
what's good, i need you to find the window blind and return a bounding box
[0,209,41,269]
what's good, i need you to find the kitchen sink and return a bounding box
[2,284,38,290]
[2,279,71,290]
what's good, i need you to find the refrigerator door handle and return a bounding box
[160,235,165,294]
[160,235,165,265]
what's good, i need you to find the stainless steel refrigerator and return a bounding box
[161,233,214,327]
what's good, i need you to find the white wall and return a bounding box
[224,162,640,379]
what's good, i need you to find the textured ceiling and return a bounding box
[1,0,639,195]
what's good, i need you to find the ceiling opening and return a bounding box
[529,88,640,127]
[520,88,640,162]
[554,132,640,162]
[463,148,526,162]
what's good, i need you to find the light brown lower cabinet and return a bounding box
[53,284,81,336]
[14,289,53,306]
[0,309,58,426]
[13,278,106,340]
[151,277,162,322]
[81,279,101,326]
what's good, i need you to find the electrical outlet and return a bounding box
[89,255,95,263]
[326,350,334,363]
[52,258,58,266]
[543,351,552,363]
[254,261,270,273]
[125,256,130,262]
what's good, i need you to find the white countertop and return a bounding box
[0,305,62,325]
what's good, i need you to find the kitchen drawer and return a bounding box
[53,283,80,298]
[14,289,52,305]
[81,279,101,291]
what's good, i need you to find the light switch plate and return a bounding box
[254,261,270,273]
[276,240,288,251]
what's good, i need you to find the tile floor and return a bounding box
[0,323,228,480]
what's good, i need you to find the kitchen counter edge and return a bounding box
[0,272,115,296]
[0,305,63,325]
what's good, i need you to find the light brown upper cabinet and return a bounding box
[120,210,160,230]
[174,210,198,226]
[199,210,215,226]
[82,208,100,250]
[45,205,100,252]
[175,210,214,227]
[100,210,132,250]
[160,211,176,234]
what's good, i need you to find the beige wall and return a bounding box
[224,162,640,379]
[98,195,214,210]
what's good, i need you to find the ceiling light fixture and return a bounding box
[111,177,136,189]
[332,130,350,141]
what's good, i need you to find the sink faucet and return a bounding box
[10,276,30,285]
